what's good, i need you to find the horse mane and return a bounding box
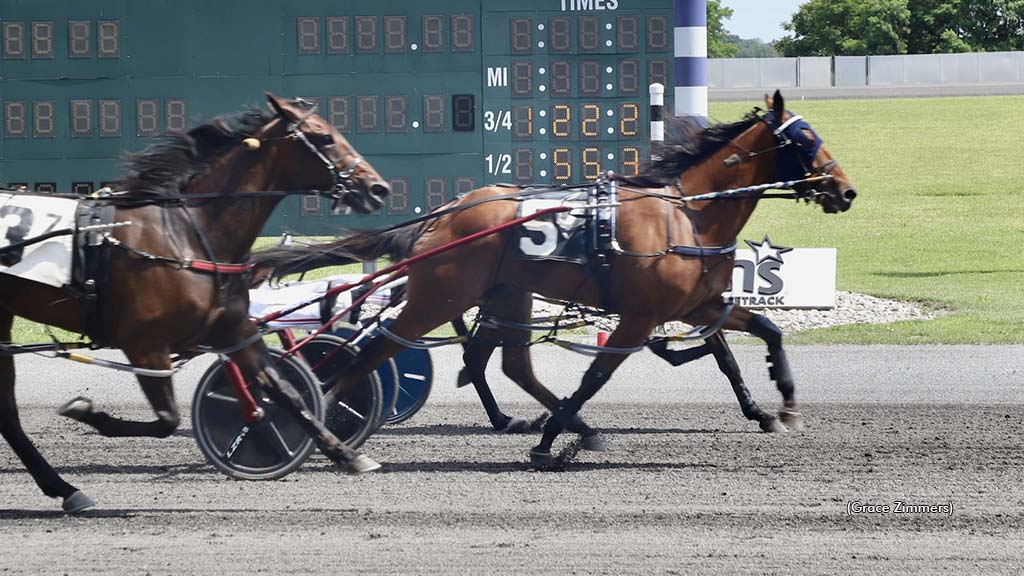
[615,110,762,188]
[115,107,275,198]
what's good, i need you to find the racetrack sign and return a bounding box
[726,236,836,309]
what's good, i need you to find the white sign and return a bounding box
[725,236,836,309]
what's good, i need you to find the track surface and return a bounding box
[2,346,1023,575]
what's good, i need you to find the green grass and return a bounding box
[9,96,1024,344]
[709,95,1024,343]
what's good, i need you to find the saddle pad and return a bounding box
[250,273,404,330]
[0,193,77,288]
[514,191,590,265]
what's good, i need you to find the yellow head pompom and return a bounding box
[242,138,261,150]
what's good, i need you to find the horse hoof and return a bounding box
[580,433,608,452]
[340,454,382,475]
[529,449,556,470]
[759,417,788,433]
[58,397,93,421]
[501,417,532,434]
[779,409,805,432]
[456,368,471,388]
[62,490,96,514]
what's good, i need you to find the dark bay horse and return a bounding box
[1,94,389,512]
[253,91,857,466]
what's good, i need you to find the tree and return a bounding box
[725,34,780,58]
[775,0,911,56]
[707,0,738,58]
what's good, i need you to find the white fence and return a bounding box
[709,51,1024,89]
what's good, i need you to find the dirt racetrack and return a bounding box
[2,397,1022,575]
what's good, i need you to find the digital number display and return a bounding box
[72,182,94,195]
[551,104,572,139]
[455,177,476,197]
[423,95,445,132]
[549,17,570,54]
[388,179,409,215]
[34,182,57,193]
[357,96,378,133]
[619,103,640,137]
[514,148,534,183]
[617,16,639,52]
[620,146,641,177]
[422,16,443,52]
[578,16,599,53]
[647,16,669,51]
[550,60,571,95]
[69,21,90,58]
[552,147,572,181]
[510,18,532,54]
[582,147,602,180]
[425,178,446,209]
[385,96,407,133]
[384,16,406,53]
[34,101,55,138]
[70,100,92,136]
[619,59,639,95]
[451,14,473,52]
[97,20,119,58]
[511,61,533,98]
[452,94,474,132]
[166,99,187,132]
[579,61,600,96]
[581,104,600,139]
[328,96,349,132]
[32,22,54,59]
[136,99,159,137]
[356,16,377,53]
[3,22,25,59]
[4,102,27,138]
[648,59,669,88]
[512,105,533,140]
[297,17,319,54]
[301,193,322,216]
[99,99,120,136]
[327,17,348,54]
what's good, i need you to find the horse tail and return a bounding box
[252,224,422,279]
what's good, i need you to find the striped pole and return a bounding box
[675,0,708,118]
[649,82,665,158]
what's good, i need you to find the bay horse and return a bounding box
[1,94,389,512]
[252,91,857,466]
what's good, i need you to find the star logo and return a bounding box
[744,235,793,265]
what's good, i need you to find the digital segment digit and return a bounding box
[549,17,570,54]
[97,20,119,58]
[3,22,25,59]
[512,105,533,140]
[328,96,349,131]
[297,17,320,55]
[618,59,639,95]
[452,94,474,132]
[70,100,93,136]
[423,95,445,132]
[388,178,409,215]
[620,146,641,176]
[510,18,532,54]
[550,60,571,96]
[619,103,639,137]
[327,17,348,54]
[384,16,406,53]
[617,16,639,53]
[551,104,572,139]
[5,101,27,138]
[99,99,121,136]
[358,96,379,132]
[32,22,54,59]
[356,16,377,53]
[578,16,599,53]
[386,96,407,132]
[582,147,601,180]
[514,148,534,183]
[552,147,572,181]
[422,16,443,52]
[647,16,669,51]
[581,104,600,139]
[136,99,159,137]
[579,61,600,96]
[511,61,533,98]
[425,178,446,209]
[33,101,55,138]
[68,21,91,58]
[166,99,187,132]
[451,14,473,52]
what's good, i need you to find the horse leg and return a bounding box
[531,315,658,467]
[452,317,517,432]
[58,349,180,438]
[0,313,93,513]
[705,332,786,433]
[740,309,803,431]
[230,342,379,474]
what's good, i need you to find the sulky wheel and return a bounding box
[330,323,399,429]
[298,334,384,449]
[191,348,322,481]
[385,341,433,425]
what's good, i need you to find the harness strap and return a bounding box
[186,260,255,274]
[668,241,738,257]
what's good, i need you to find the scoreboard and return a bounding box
[0,0,674,232]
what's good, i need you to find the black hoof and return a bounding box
[759,417,788,433]
[580,433,608,452]
[529,412,550,432]
[529,449,556,470]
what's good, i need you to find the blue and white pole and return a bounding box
[674,0,708,118]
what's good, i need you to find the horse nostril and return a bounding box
[843,188,858,202]
[370,183,390,199]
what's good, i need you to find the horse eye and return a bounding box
[307,130,333,146]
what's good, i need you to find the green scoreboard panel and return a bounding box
[0,0,673,233]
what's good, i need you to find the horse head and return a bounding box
[261,93,390,214]
[762,90,857,213]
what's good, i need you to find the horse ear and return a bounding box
[772,90,785,119]
[266,93,292,119]
[764,93,772,110]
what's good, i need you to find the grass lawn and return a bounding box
[8,96,1024,344]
